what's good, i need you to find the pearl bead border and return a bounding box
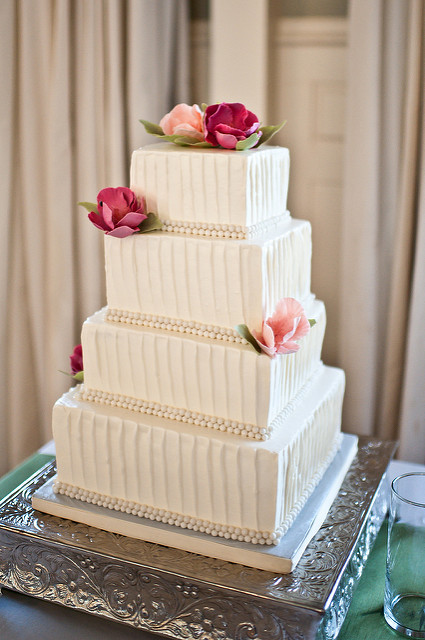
[105,310,247,344]
[52,480,282,546]
[160,212,289,240]
[78,386,268,441]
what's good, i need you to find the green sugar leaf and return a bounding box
[138,212,163,234]
[309,318,317,328]
[235,324,262,354]
[155,133,182,143]
[59,370,84,384]
[173,138,213,148]
[141,131,211,147]
[236,132,262,151]
[171,135,205,146]
[256,121,287,147]
[139,119,164,136]
[78,201,98,214]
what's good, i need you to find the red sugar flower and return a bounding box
[88,187,147,238]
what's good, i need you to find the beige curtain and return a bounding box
[341,0,425,460]
[0,0,189,475]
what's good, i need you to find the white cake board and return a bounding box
[32,433,357,573]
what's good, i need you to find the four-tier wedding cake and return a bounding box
[50,103,346,550]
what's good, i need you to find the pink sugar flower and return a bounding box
[160,103,204,141]
[253,298,311,357]
[88,187,147,238]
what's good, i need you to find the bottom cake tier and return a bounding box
[52,365,345,546]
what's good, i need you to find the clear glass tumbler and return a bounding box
[384,472,425,638]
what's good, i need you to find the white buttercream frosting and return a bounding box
[52,366,345,542]
[104,216,312,336]
[130,143,290,228]
[78,364,320,441]
[81,300,326,435]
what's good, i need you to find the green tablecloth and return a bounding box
[0,453,402,639]
[336,521,404,639]
[0,453,55,501]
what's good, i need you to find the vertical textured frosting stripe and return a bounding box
[190,338,202,410]
[239,445,258,529]
[152,148,160,216]
[185,239,197,320]
[228,442,242,527]
[180,433,193,515]
[227,345,239,420]
[233,153,246,226]
[222,154,230,226]
[110,418,124,497]
[158,238,170,310]
[180,152,189,221]
[198,239,211,316]
[63,407,73,485]
[141,424,153,506]
[197,436,212,521]
[104,412,113,497]
[123,420,135,500]
[209,440,224,523]
[181,237,192,319]
[168,337,180,407]
[130,238,143,311]
[92,411,100,490]
[196,340,208,411]
[211,240,223,324]
[154,428,167,507]
[164,430,178,513]
[170,238,181,317]
[220,440,229,527]
[275,447,287,529]
[83,411,97,490]
[178,338,189,408]
[66,408,76,488]
[93,413,104,495]
[77,407,86,488]
[222,346,231,424]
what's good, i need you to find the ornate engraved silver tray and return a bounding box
[0,437,395,640]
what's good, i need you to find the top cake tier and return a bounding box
[130,144,290,232]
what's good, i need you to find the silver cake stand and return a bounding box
[0,437,395,640]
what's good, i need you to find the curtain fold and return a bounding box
[341,0,425,459]
[340,0,382,436]
[398,168,425,460]
[0,0,189,475]
[379,0,424,445]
